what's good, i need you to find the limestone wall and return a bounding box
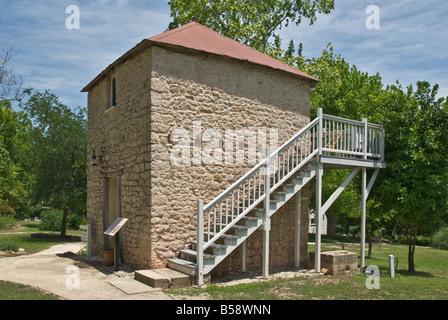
[86,48,153,268]
[149,45,311,271]
[87,43,312,272]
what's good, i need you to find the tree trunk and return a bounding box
[408,243,415,273]
[61,206,69,238]
[326,212,338,238]
[344,219,351,234]
[366,225,372,258]
[406,224,418,273]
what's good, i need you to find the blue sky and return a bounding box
[1,0,447,110]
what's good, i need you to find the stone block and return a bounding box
[309,250,359,276]
[135,269,171,289]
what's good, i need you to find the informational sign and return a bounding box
[104,217,128,236]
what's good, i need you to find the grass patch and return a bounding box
[0,220,81,255]
[0,220,79,300]
[0,280,60,300]
[167,242,448,300]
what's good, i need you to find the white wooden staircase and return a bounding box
[164,108,385,286]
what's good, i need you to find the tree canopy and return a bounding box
[20,89,87,236]
[168,0,334,54]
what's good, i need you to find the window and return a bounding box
[110,77,116,109]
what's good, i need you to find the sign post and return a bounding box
[80,224,91,259]
[104,217,128,271]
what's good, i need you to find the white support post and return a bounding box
[358,168,380,208]
[317,108,323,156]
[360,167,367,269]
[314,163,323,273]
[197,200,204,286]
[262,148,271,279]
[363,118,368,160]
[294,190,302,268]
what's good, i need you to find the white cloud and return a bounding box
[1,0,447,108]
[1,0,171,107]
[279,0,448,98]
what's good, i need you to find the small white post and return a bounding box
[197,200,204,286]
[389,255,395,278]
[80,224,91,259]
[294,190,302,268]
[360,167,367,269]
[314,163,323,273]
[262,148,271,279]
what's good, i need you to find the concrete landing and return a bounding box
[135,268,195,289]
[108,277,163,295]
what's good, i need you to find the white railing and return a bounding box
[196,108,384,284]
[321,114,384,160]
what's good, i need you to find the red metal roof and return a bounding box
[82,21,318,92]
[148,21,318,82]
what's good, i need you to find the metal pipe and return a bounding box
[389,254,395,278]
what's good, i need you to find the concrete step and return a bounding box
[167,258,197,276]
[135,267,197,288]
[180,249,216,261]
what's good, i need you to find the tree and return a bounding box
[21,90,87,237]
[0,47,24,102]
[0,47,29,215]
[302,45,385,237]
[299,44,384,120]
[168,0,334,54]
[373,81,448,272]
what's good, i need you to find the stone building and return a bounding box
[82,21,319,279]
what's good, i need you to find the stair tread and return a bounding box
[204,232,238,239]
[241,216,259,221]
[190,240,227,248]
[180,249,216,258]
[230,224,249,229]
[168,258,197,268]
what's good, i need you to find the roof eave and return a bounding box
[81,39,153,93]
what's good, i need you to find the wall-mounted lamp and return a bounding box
[90,149,106,167]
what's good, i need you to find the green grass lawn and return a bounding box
[0,220,81,300]
[168,242,448,300]
[0,220,80,255]
[0,280,60,300]
[1,220,447,300]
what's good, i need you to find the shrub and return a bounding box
[39,209,86,231]
[0,238,20,252]
[38,209,63,231]
[432,226,448,250]
[68,214,86,230]
[0,215,15,230]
